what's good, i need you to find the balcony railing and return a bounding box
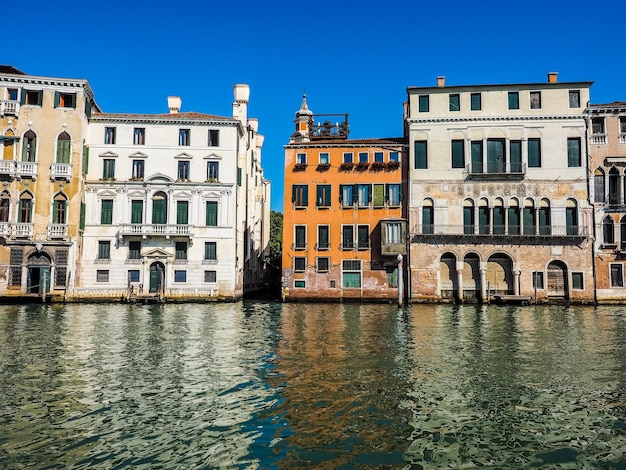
[591,133,607,145]
[118,224,193,238]
[51,163,72,181]
[0,222,9,237]
[0,160,15,177]
[16,161,38,179]
[413,224,588,238]
[466,163,526,179]
[47,224,68,239]
[0,100,19,116]
[292,243,307,251]
[620,133,626,145]
[12,223,34,239]
[308,114,349,140]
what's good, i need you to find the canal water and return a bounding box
[1,302,625,469]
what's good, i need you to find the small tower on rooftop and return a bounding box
[290,94,313,143]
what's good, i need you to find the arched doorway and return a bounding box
[149,262,165,293]
[27,251,51,294]
[547,261,568,299]
[463,253,480,301]
[440,252,457,300]
[486,253,513,296]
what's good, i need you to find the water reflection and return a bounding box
[0,303,625,468]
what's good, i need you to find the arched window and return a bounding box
[3,130,15,161]
[422,198,434,234]
[508,199,520,235]
[0,191,10,223]
[478,198,489,234]
[18,192,33,223]
[21,130,37,162]
[603,217,615,244]
[52,193,68,224]
[539,199,551,235]
[56,132,71,164]
[609,167,620,206]
[566,199,578,236]
[523,199,535,235]
[152,192,168,224]
[620,216,626,250]
[493,198,505,235]
[594,168,605,203]
[463,199,474,234]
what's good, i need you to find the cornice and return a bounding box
[89,115,238,126]
[406,114,586,125]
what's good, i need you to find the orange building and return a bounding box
[281,96,407,302]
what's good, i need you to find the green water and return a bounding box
[0,302,625,468]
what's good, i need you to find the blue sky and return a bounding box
[7,0,625,212]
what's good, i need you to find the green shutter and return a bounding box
[85,99,92,117]
[471,141,482,173]
[566,207,577,235]
[80,202,86,230]
[373,184,385,206]
[152,199,167,224]
[523,207,534,235]
[422,206,434,234]
[414,141,427,169]
[479,206,489,234]
[20,89,26,105]
[237,167,242,186]
[57,139,70,163]
[527,139,540,168]
[101,200,113,225]
[131,201,143,224]
[452,140,464,168]
[82,145,89,174]
[510,140,521,172]
[177,201,188,225]
[487,139,505,173]
[508,208,520,235]
[54,91,60,108]
[568,138,581,167]
[493,207,505,234]
[206,201,218,226]
[539,207,550,235]
[463,207,474,234]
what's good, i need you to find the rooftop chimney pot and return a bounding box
[168,96,181,114]
[437,76,445,87]
[548,72,558,83]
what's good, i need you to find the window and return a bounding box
[569,90,581,108]
[342,225,354,249]
[510,140,522,173]
[342,259,361,288]
[175,242,188,260]
[422,201,434,234]
[103,159,115,179]
[294,225,307,250]
[179,129,190,146]
[449,94,460,111]
[131,160,144,180]
[357,184,371,206]
[451,140,465,168]
[205,161,220,181]
[470,93,481,111]
[56,132,71,164]
[24,90,42,106]
[205,201,218,226]
[463,200,474,234]
[538,200,551,235]
[128,270,140,283]
[317,225,330,250]
[603,217,615,244]
[18,194,33,223]
[357,225,369,249]
[0,195,9,222]
[55,92,76,108]
[129,241,141,259]
[104,127,116,144]
[52,195,67,224]
[293,257,306,272]
[7,88,18,101]
[418,95,429,112]
[343,152,353,164]
[98,241,111,260]
[341,184,355,207]
[22,130,37,162]
[294,280,306,288]
[487,139,505,173]
[414,141,427,169]
[532,272,544,289]
[493,202,505,235]
[152,193,167,224]
[594,169,605,203]
[572,272,584,290]
[133,128,145,145]
[317,257,330,273]
[567,138,581,167]
[101,199,113,224]
[174,270,187,283]
[316,184,331,208]
[319,152,329,164]
[471,141,483,173]
[387,184,402,206]
[204,270,217,283]
[566,200,578,235]
[523,201,535,235]
[530,91,541,109]
[292,184,308,207]
[609,168,620,205]
[208,129,219,146]
[389,152,399,163]
[296,153,307,165]
[358,152,368,163]
[204,242,217,260]
[528,138,541,168]
[385,222,403,243]
[373,184,385,207]
[177,201,188,225]
[610,264,624,288]
[130,200,143,224]
[374,152,384,163]
[479,201,490,235]
[178,160,190,180]
[386,266,398,288]
[508,203,520,235]
[508,91,519,110]
[96,270,109,282]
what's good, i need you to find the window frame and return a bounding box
[418,95,429,113]
[104,127,116,145]
[133,128,146,145]
[174,270,187,283]
[449,93,460,112]
[610,263,624,288]
[470,93,481,111]
[179,128,190,146]
[508,91,520,110]
[530,91,542,110]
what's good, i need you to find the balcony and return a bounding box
[0,100,19,117]
[51,163,72,181]
[47,223,68,240]
[118,224,193,239]
[466,163,526,180]
[620,133,626,145]
[0,222,9,237]
[411,224,589,244]
[16,161,38,179]
[308,114,349,140]
[0,161,15,178]
[11,223,34,239]
[591,133,607,145]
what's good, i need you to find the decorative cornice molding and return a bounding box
[407,115,585,125]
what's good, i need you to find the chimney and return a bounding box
[437,76,446,87]
[547,72,558,83]
[168,96,181,114]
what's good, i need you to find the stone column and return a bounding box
[456,261,464,302]
[480,265,487,302]
[513,268,521,296]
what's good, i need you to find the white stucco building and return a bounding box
[75,85,270,301]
